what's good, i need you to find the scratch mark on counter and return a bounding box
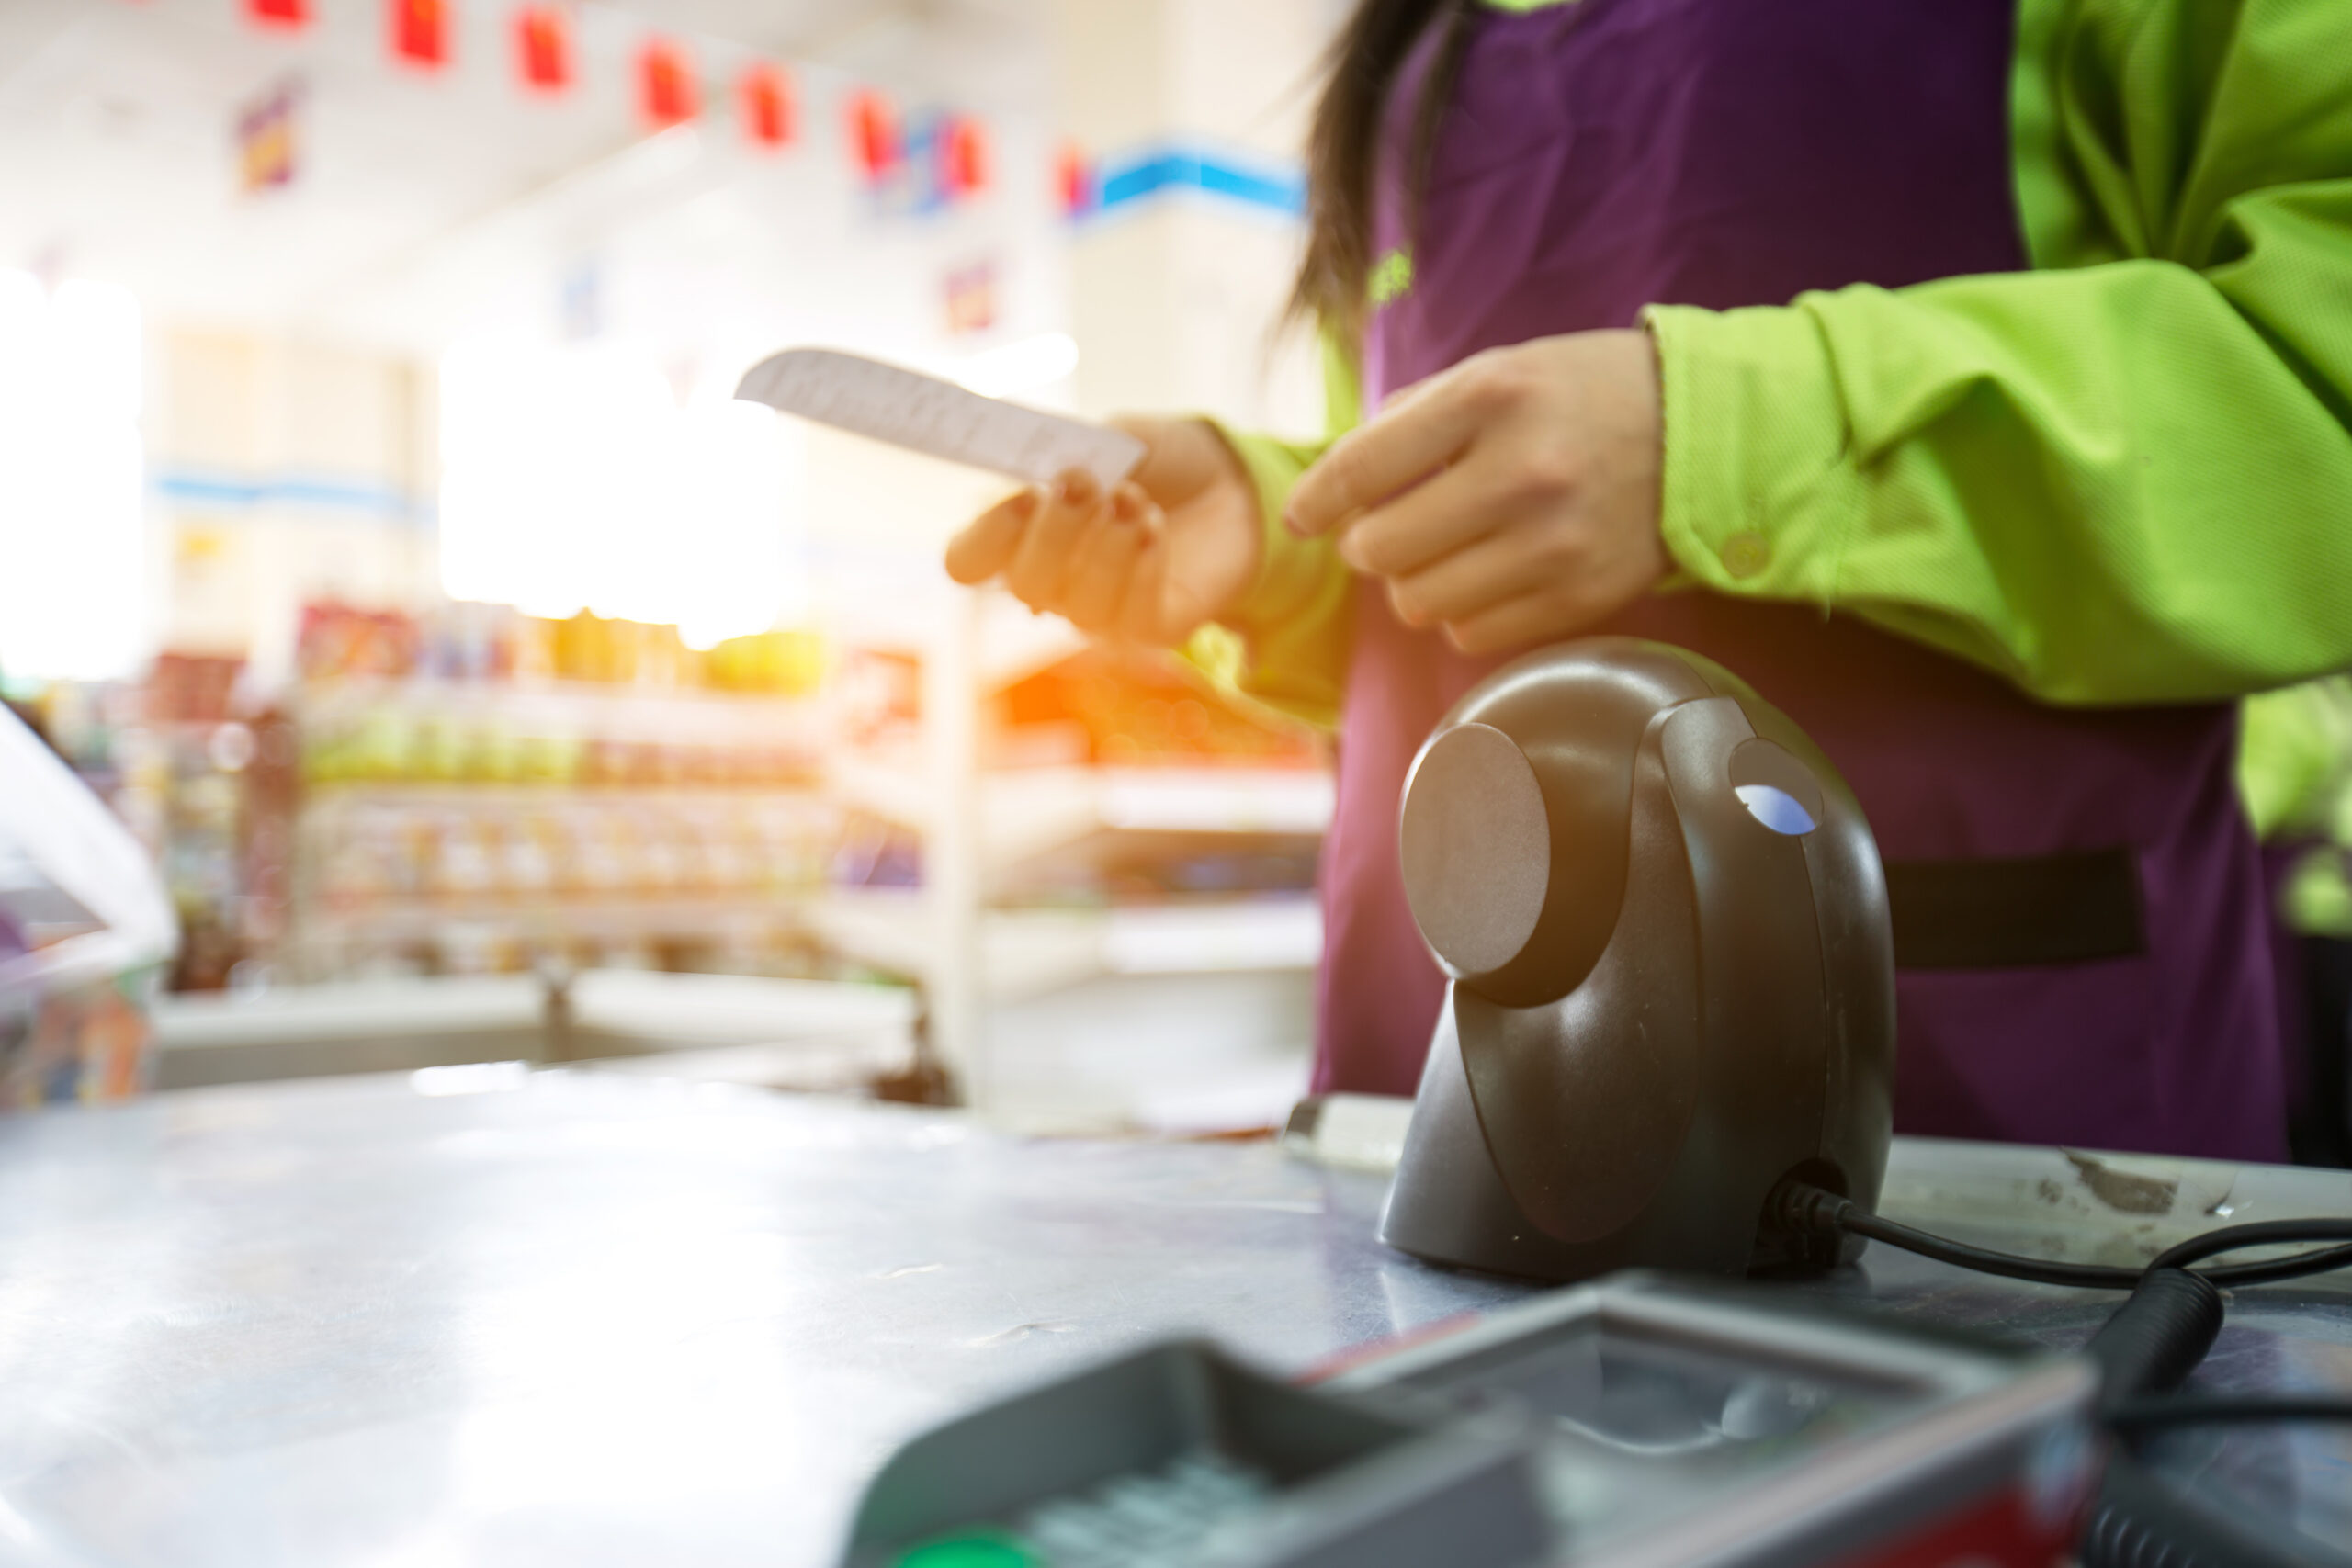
[968,1321,1077,1348]
[879,1263,944,1280]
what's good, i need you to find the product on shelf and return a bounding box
[304,795,838,908]
[298,602,419,682]
[0,704,175,1102]
[835,648,922,755]
[703,628,825,696]
[1,975,154,1109]
[295,698,825,789]
[830,812,922,890]
[146,652,245,725]
[992,649,1323,770]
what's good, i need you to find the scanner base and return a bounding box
[1378,1002,1596,1280]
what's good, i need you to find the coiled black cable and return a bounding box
[2107,1394,2352,1429]
[1769,1180,2352,1568]
[2078,1266,2223,1413]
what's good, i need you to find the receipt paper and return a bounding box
[734,348,1145,491]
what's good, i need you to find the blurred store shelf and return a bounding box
[815,888,1322,1002]
[832,759,1331,862]
[153,971,917,1092]
[987,898,1325,998]
[277,672,840,980]
[293,676,827,740]
[301,784,833,810]
[296,896,820,942]
[812,887,933,980]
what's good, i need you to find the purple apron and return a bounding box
[1317,0,2288,1161]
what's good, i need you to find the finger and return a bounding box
[1062,488,1155,631]
[944,488,1040,584]
[1006,468,1104,608]
[1334,460,1516,579]
[1387,530,1554,626]
[1114,533,1177,645]
[1440,589,1587,658]
[1385,576,1427,630]
[1284,372,1486,538]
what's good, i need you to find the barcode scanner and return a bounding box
[1379,638,1897,1281]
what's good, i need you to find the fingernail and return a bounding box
[1112,489,1143,525]
[1013,488,1043,519]
[1281,505,1305,538]
[1056,470,1097,507]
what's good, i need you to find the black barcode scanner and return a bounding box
[1379,638,1896,1281]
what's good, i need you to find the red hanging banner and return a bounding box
[638,37,698,129]
[847,89,898,181]
[739,63,794,150]
[245,0,310,30]
[390,0,450,68]
[1055,140,1092,218]
[942,117,989,197]
[514,6,572,92]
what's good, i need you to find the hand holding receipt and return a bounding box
[734,348,1261,645]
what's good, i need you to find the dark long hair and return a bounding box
[1289,0,1475,345]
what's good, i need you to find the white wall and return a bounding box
[1053,0,1341,436]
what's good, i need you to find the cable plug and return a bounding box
[1767,1179,1852,1238]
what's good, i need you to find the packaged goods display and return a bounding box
[8,587,1337,1041]
[297,699,825,789]
[297,600,824,696]
[286,692,837,981]
[304,793,837,905]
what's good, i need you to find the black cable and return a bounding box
[2106,1394,2352,1429]
[2150,1217,2352,1278]
[1826,1201,2141,1289]
[2182,1240,2352,1286]
[1772,1181,2352,1290]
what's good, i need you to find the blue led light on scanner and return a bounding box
[1734,783,1817,836]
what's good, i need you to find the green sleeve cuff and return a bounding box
[1643,302,1866,609]
[1216,427,1340,632]
[1176,423,1351,731]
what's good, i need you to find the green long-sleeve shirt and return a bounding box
[1194,0,2352,731]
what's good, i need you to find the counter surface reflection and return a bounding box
[0,1069,2341,1565]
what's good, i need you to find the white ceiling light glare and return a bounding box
[0,273,149,686]
[661,392,802,650]
[437,339,802,649]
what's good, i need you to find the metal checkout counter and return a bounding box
[1,644,2346,1565]
[0,1068,2340,1567]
